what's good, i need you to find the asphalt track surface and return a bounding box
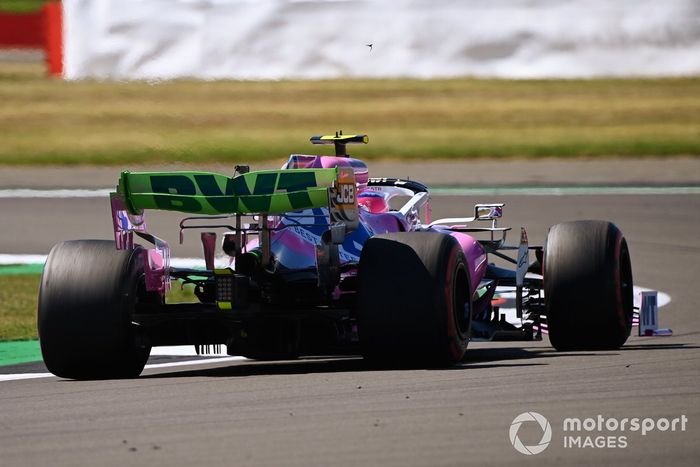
[1,183,699,465]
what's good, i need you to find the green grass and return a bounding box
[0,272,199,341]
[0,274,40,341]
[0,0,47,13]
[0,63,698,164]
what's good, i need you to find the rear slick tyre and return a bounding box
[544,220,634,351]
[38,240,152,379]
[357,232,472,367]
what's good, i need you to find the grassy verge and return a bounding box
[0,0,47,13]
[0,63,698,164]
[0,271,198,341]
[0,274,40,341]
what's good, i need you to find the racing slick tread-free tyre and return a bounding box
[358,232,472,366]
[38,240,152,379]
[544,220,634,351]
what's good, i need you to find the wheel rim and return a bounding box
[453,265,471,337]
[619,239,634,328]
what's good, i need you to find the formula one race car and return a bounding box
[37,133,634,379]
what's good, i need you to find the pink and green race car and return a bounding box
[37,133,634,379]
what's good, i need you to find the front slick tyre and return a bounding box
[544,220,634,351]
[38,240,152,379]
[358,232,472,367]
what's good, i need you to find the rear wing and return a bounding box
[116,168,340,216]
[110,166,359,295]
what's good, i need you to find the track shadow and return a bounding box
[141,357,554,379]
[140,337,697,380]
[447,362,548,370]
[140,345,598,379]
[141,356,371,379]
[464,346,603,363]
[616,343,698,351]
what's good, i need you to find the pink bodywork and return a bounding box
[285,154,369,189]
[111,195,170,296]
[286,154,488,297]
[448,231,488,297]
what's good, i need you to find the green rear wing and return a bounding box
[116,168,339,216]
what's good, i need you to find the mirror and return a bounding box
[475,204,504,220]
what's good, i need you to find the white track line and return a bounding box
[150,345,230,356]
[143,356,247,369]
[0,356,248,382]
[0,254,48,265]
[0,372,54,382]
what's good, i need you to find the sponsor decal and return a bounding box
[329,167,359,230]
[509,412,689,455]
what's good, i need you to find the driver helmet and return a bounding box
[357,191,389,213]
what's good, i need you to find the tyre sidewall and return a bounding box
[38,241,150,379]
[358,232,471,366]
[544,221,633,350]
